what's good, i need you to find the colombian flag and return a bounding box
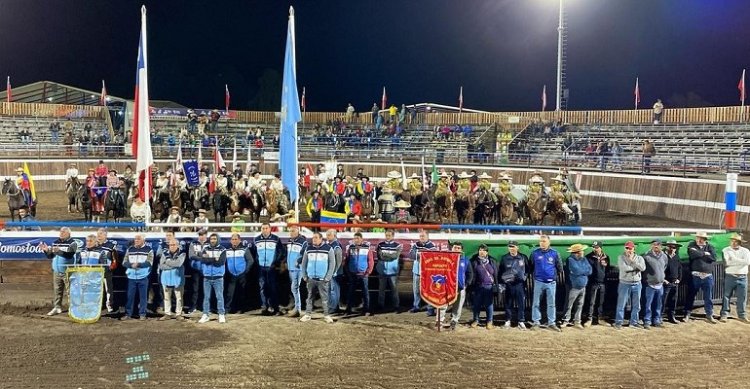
[320,210,347,224]
[22,162,36,201]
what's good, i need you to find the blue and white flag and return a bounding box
[279,6,302,202]
[183,160,200,187]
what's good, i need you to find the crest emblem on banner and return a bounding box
[419,251,460,308]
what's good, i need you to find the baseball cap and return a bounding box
[507,240,519,247]
[651,239,662,245]
[592,241,603,248]
[624,241,635,249]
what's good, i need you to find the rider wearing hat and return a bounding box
[385,171,403,197]
[306,191,324,228]
[355,176,374,197]
[247,171,263,191]
[435,172,451,199]
[477,172,493,191]
[497,172,518,205]
[456,171,472,198]
[407,173,423,196]
[65,163,79,189]
[377,187,396,222]
[550,174,574,216]
[106,169,120,188]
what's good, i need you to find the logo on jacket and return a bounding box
[430,274,447,294]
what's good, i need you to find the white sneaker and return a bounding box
[323,315,334,324]
[504,321,512,329]
[198,314,210,324]
[218,314,227,324]
[518,322,528,330]
[47,307,62,316]
[300,314,312,322]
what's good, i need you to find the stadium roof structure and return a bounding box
[0,81,128,105]
[403,103,489,114]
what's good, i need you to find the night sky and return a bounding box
[1,0,749,112]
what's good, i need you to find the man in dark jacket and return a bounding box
[585,241,609,325]
[663,240,683,324]
[439,242,474,330]
[561,244,592,329]
[469,244,498,329]
[500,241,529,330]
[684,232,717,323]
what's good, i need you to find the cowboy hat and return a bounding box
[387,171,402,179]
[458,171,471,179]
[439,172,450,178]
[695,231,710,239]
[664,239,682,247]
[730,233,746,243]
[499,173,512,180]
[530,176,545,183]
[15,167,24,172]
[170,206,179,211]
[566,243,588,253]
[478,172,492,179]
[552,174,566,182]
[198,209,207,214]
[409,173,421,179]
[394,200,411,208]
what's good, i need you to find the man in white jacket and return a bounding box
[720,233,750,323]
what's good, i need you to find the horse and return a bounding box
[77,185,93,222]
[410,189,433,224]
[2,179,26,222]
[522,191,548,229]
[324,191,343,213]
[359,190,379,222]
[245,189,265,223]
[453,191,475,225]
[433,191,454,225]
[104,187,127,223]
[191,186,210,218]
[547,195,573,232]
[229,191,241,215]
[497,191,517,227]
[211,192,231,222]
[66,177,81,212]
[474,188,497,226]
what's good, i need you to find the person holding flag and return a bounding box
[15,165,35,208]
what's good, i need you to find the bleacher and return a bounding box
[0,116,107,143]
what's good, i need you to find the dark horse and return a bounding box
[453,192,474,225]
[473,189,497,225]
[410,189,433,224]
[2,179,27,221]
[244,189,265,223]
[77,185,93,222]
[211,191,231,222]
[66,177,82,212]
[104,187,127,222]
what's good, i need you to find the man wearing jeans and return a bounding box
[684,231,717,323]
[409,230,436,313]
[40,227,78,316]
[614,241,645,330]
[720,233,750,323]
[500,241,528,330]
[376,230,402,312]
[585,241,609,326]
[300,232,336,324]
[530,235,563,332]
[561,243,592,329]
[122,234,153,321]
[198,234,227,324]
[344,232,374,316]
[326,229,344,315]
[642,240,667,329]
[285,225,308,318]
[253,223,285,315]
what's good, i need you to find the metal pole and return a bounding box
[555,0,564,111]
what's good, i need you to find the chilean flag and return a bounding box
[225,84,230,113]
[6,76,11,103]
[381,86,387,111]
[101,80,108,106]
[132,6,154,203]
[208,144,226,193]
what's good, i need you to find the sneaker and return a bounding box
[469,320,479,328]
[683,313,692,322]
[549,324,562,332]
[218,314,227,324]
[561,320,571,327]
[261,308,270,316]
[300,314,312,322]
[591,318,600,326]
[739,317,750,323]
[158,315,170,321]
[486,322,494,330]
[504,321,512,329]
[187,308,197,315]
[138,316,147,321]
[518,322,528,331]
[364,312,374,317]
[643,323,651,330]
[121,315,132,321]
[287,309,300,318]
[106,307,114,314]
[668,316,679,324]
[47,307,62,316]
[409,308,420,313]
[323,315,334,324]
[707,316,717,324]
[531,323,541,331]
[175,315,186,321]
[720,315,728,323]
[450,321,457,331]
[574,322,584,329]
[198,314,210,324]
[614,323,622,330]
[630,323,643,329]
[653,322,663,328]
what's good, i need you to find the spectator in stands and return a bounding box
[720,233,750,323]
[40,227,78,316]
[186,109,198,133]
[376,230,402,313]
[614,241,645,329]
[63,131,74,156]
[371,103,379,123]
[19,127,30,145]
[49,121,60,143]
[64,118,74,135]
[345,103,355,123]
[562,135,572,158]
[543,123,552,142]
[398,104,406,125]
[653,99,664,124]
[531,235,563,331]
[83,122,93,139]
[388,104,397,123]
[209,109,221,132]
[596,140,610,172]
[610,141,623,171]
[167,133,176,155]
[684,231,717,323]
[642,140,655,174]
[585,241,609,326]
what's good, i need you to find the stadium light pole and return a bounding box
[555,0,564,111]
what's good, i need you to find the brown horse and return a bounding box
[433,192,454,224]
[169,187,182,212]
[411,189,433,224]
[523,191,548,227]
[265,189,282,216]
[453,191,475,225]
[359,190,377,221]
[547,196,571,229]
[498,192,516,226]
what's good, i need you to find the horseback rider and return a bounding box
[377,187,396,222]
[435,172,451,199]
[65,163,79,190]
[247,171,263,192]
[497,172,518,206]
[155,171,170,193]
[106,169,120,188]
[550,174,574,216]
[408,173,423,195]
[14,167,33,207]
[198,171,209,189]
[385,171,403,198]
[477,172,498,202]
[215,172,229,194]
[456,171,472,199]
[355,176,374,198]
[526,174,546,198]
[270,174,284,193]
[94,160,109,187]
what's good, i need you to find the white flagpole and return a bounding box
[232,138,238,171]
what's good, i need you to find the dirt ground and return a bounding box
[3,191,745,388]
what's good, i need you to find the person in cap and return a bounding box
[585,241,610,325]
[662,239,683,324]
[439,242,473,330]
[530,235,564,331]
[561,243,592,329]
[469,244,498,329]
[642,239,668,329]
[230,212,246,233]
[720,233,750,323]
[684,231,718,323]
[614,241,646,329]
[194,209,210,231]
[65,163,79,191]
[500,240,529,329]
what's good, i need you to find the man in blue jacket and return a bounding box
[159,239,186,321]
[253,223,285,315]
[300,232,336,324]
[376,230,403,312]
[409,230,436,314]
[285,224,308,318]
[40,227,78,316]
[561,243,592,329]
[439,242,474,331]
[344,232,374,316]
[198,233,227,324]
[500,241,529,330]
[122,233,153,320]
[224,233,254,314]
[530,235,563,332]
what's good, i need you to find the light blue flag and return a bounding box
[279,6,302,202]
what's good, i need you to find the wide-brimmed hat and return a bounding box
[394,200,411,208]
[664,239,682,247]
[499,173,512,180]
[478,172,492,179]
[15,167,24,172]
[439,172,450,178]
[170,206,179,212]
[530,176,545,184]
[387,171,402,179]
[695,231,710,239]
[730,233,746,243]
[409,173,421,180]
[198,209,207,214]
[566,243,588,253]
[70,163,77,166]
[458,171,471,179]
[552,174,566,182]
